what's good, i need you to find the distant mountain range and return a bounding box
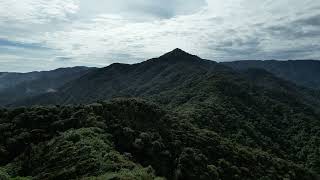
[1,50,319,107]
[223,60,320,89]
[4,49,319,107]
[0,67,93,91]
[0,67,94,106]
[0,49,319,179]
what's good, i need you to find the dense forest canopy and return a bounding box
[0,49,319,179]
[0,99,318,180]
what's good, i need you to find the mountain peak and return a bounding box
[163,48,193,56]
[171,48,188,54]
[159,48,201,61]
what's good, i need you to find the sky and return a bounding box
[0,0,319,72]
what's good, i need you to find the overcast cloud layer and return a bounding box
[0,0,319,72]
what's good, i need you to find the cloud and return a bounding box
[0,38,49,49]
[0,0,320,72]
[77,0,207,20]
[0,0,79,24]
[295,14,320,26]
[265,14,320,39]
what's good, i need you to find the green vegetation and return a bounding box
[0,99,318,179]
[1,49,319,179]
[0,105,162,180]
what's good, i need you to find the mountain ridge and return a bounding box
[0,66,95,106]
[1,49,320,179]
[223,60,320,89]
[13,49,227,106]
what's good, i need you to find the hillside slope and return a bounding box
[223,60,320,89]
[10,49,320,177]
[0,67,94,106]
[14,49,235,105]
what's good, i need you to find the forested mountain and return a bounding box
[16,48,228,106]
[223,60,320,89]
[0,67,94,106]
[0,49,319,179]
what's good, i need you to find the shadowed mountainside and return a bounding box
[0,67,94,106]
[223,60,320,89]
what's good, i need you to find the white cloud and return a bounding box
[0,0,79,24]
[77,0,207,20]
[0,0,320,72]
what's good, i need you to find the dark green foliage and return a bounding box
[4,127,158,180]
[175,148,216,180]
[0,99,318,179]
